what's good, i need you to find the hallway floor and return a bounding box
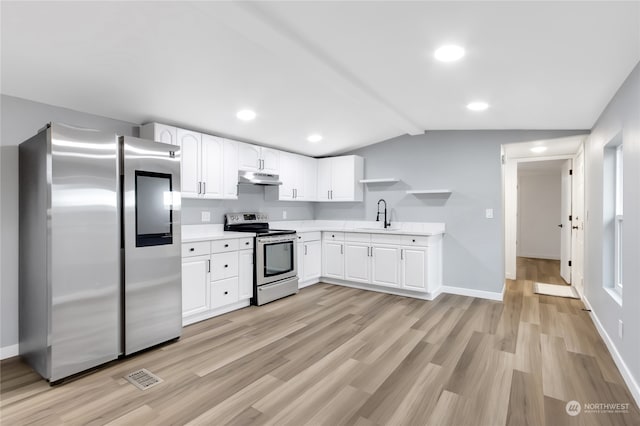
[517,256,570,285]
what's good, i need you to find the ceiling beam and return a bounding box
[190,2,424,136]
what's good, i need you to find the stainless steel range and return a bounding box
[224,213,298,305]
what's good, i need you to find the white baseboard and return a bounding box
[182,299,251,327]
[505,272,516,280]
[299,278,321,289]
[321,278,436,300]
[440,285,505,301]
[1,343,19,360]
[517,253,560,261]
[584,295,640,409]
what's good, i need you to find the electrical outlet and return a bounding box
[201,211,211,222]
[485,208,494,219]
[618,320,624,338]
[282,210,287,219]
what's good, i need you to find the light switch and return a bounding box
[201,211,211,222]
[485,208,494,219]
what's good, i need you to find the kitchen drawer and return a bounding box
[182,241,210,258]
[371,233,405,246]
[402,235,430,246]
[210,277,239,310]
[211,252,239,281]
[297,231,321,242]
[211,239,239,253]
[323,231,344,241]
[238,237,254,250]
[345,232,371,243]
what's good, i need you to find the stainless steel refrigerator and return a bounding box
[19,122,182,383]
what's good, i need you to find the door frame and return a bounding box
[503,154,576,283]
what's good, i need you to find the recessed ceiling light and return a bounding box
[434,45,465,62]
[307,134,323,143]
[236,109,256,121]
[530,146,548,153]
[466,101,489,111]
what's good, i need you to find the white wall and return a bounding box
[517,171,561,260]
[584,61,640,404]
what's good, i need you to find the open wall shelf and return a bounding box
[359,178,400,184]
[406,189,452,195]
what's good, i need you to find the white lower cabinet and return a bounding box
[401,247,427,291]
[303,240,321,281]
[371,245,401,288]
[238,249,254,299]
[181,255,210,318]
[345,243,371,284]
[181,237,253,326]
[322,240,345,280]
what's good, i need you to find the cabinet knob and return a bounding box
[224,264,228,268]
[332,234,335,238]
[412,239,416,243]
[224,291,228,295]
[189,248,195,252]
[224,244,229,248]
[245,241,250,245]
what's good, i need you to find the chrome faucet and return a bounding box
[376,199,391,229]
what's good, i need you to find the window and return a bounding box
[603,135,623,301]
[614,145,623,293]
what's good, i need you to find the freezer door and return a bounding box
[49,123,120,381]
[122,136,182,355]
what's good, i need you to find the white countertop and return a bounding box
[182,220,445,243]
[182,225,254,243]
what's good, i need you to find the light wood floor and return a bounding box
[2,260,638,425]
[517,256,570,285]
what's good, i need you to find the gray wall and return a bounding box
[315,130,587,293]
[0,95,313,351]
[584,62,640,391]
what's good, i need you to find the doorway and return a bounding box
[502,137,586,296]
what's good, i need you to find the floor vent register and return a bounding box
[125,368,164,390]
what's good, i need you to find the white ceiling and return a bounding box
[518,159,566,175]
[504,135,584,159]
[2,1,639,156]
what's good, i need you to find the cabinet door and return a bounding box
[260,147,280,174]
[297,156,317,201]
[177,129,202,198]
[304,240,321,280]
[200,134,224,199]
[402,247,427,291]
[238,249,254,299]
[278,152,297,200]
[345,243,371,283]
[238,142,261,172]
[331,156,355,201]
[141,123,178,145]
[223,139,239,199]
[182,255,210,318]
[297,242,304,283]
[322,241,344,279]
[371,245,401,287]
[316,158,332,201]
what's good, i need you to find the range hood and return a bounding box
[238,170,282,186]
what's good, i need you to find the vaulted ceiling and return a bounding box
[2,1,639,156]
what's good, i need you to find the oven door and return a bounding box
[256,235,297,286]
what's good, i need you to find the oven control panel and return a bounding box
[225,212,268,225]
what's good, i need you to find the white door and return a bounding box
[222,139,239,199]
[331,156,355,201]
[238,249,254,299]
[572,146,585,295]
[560,159,573,283]
[322,241,344,279]
[279,152,297,200]
[297,242,304,282]
[177,129,201,198]
[260,147,280,174]
[345,243,371,283]
[402,247,427,291]
[371,245,401,287]
[238,142,261,171]
[317,158,332,201]
[304,241,322,280]
[182,256,210,319]
[200,134,224,199]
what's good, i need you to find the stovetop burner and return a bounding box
[223,212,296,236]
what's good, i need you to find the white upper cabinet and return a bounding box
[316,155,364,202]
[238,142,279,174]
[144,123,238,200]
[140,123,178,146]
[276,152,318,201]
[178,129,202,198]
